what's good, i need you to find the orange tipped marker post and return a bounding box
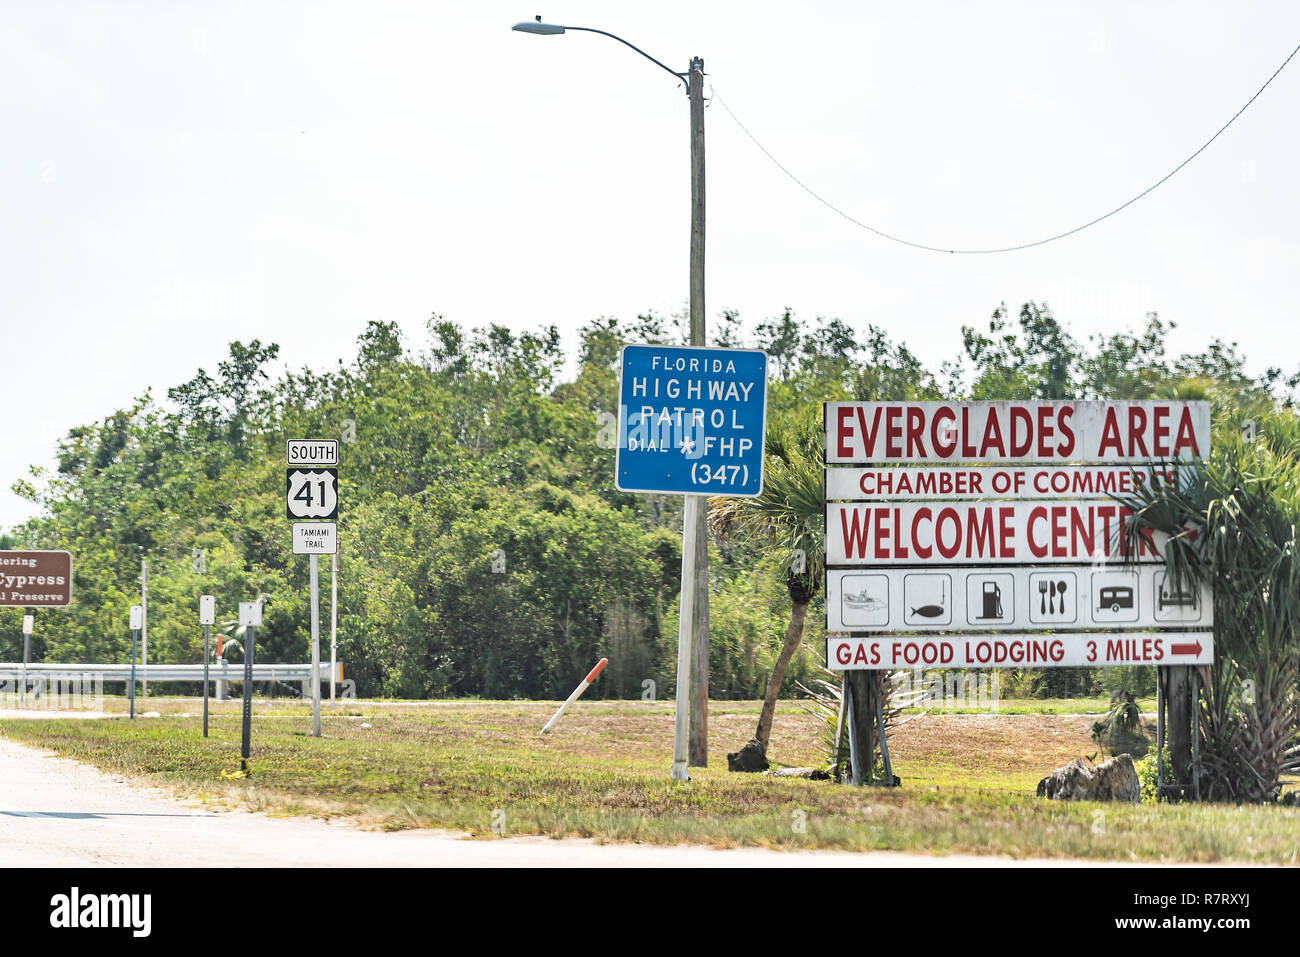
[541,658,609,734]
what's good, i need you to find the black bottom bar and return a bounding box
[7,865,1292,942]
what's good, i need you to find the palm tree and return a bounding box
[1121,401,1300,802]
[709,414,825,768]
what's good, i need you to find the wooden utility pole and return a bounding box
[672,496,699,781]
[687,56,709,768]
[509,21,714,778]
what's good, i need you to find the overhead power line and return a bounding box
[712,39,1300,254]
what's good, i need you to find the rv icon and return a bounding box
[1098,585,1134,613]
[1090,571,1140,624]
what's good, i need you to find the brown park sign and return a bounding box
[0,551,73,606]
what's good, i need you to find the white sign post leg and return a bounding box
[141,559,148,699]
[20,611,32,708]
[310,553,321,738]
[672,495,700,780]
[330,552,338,707]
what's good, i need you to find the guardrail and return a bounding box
[0,662,342,686]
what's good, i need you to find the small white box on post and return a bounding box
[199,595,215,737]
[20,613,33,707]
[128,604,143,718]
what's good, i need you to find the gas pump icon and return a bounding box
[967,574,1013,625]
[979,581,1004,619]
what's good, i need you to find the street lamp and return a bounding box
[511,18,690,89]
[512,17,710,781]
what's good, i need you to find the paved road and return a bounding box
[0,735,1142,868]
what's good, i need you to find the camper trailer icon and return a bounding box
[1097,585,1134,613]
[1091,571,1139,623]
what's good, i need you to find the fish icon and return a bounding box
[908,578,947,619]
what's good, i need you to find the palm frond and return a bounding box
[1116,405,1300,801]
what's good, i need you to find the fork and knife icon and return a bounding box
[1039,578,1068,615]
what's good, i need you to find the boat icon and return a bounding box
[839,574,890,626]
[843,587,885,611]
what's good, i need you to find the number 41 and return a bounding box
[295,480,327,508]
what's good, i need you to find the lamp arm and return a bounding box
[564,26,691,93]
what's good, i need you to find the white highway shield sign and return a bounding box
[286,468,338,520]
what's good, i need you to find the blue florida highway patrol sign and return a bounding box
[615,344,768,497]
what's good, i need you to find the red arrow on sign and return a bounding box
[1170,640,1203,656]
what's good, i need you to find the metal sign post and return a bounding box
[309,554,321,737]
[199,595,215,737]
[20,611,33,707]
[330,553,337,707]
[128,604,143,719]
[238,601,261,772]
[141,559,148,698]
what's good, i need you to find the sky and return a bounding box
[2,1,1298,530]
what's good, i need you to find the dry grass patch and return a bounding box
[2,699,1295,862]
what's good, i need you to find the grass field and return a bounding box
[1,696,1296,863]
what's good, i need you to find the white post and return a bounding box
[20,611,33,707]
[200,593,214,738]
[541,659,608,733]
[310,553,321,737]
[141,558,148,697]
[330,551,338,706]
[672,495,700,780]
